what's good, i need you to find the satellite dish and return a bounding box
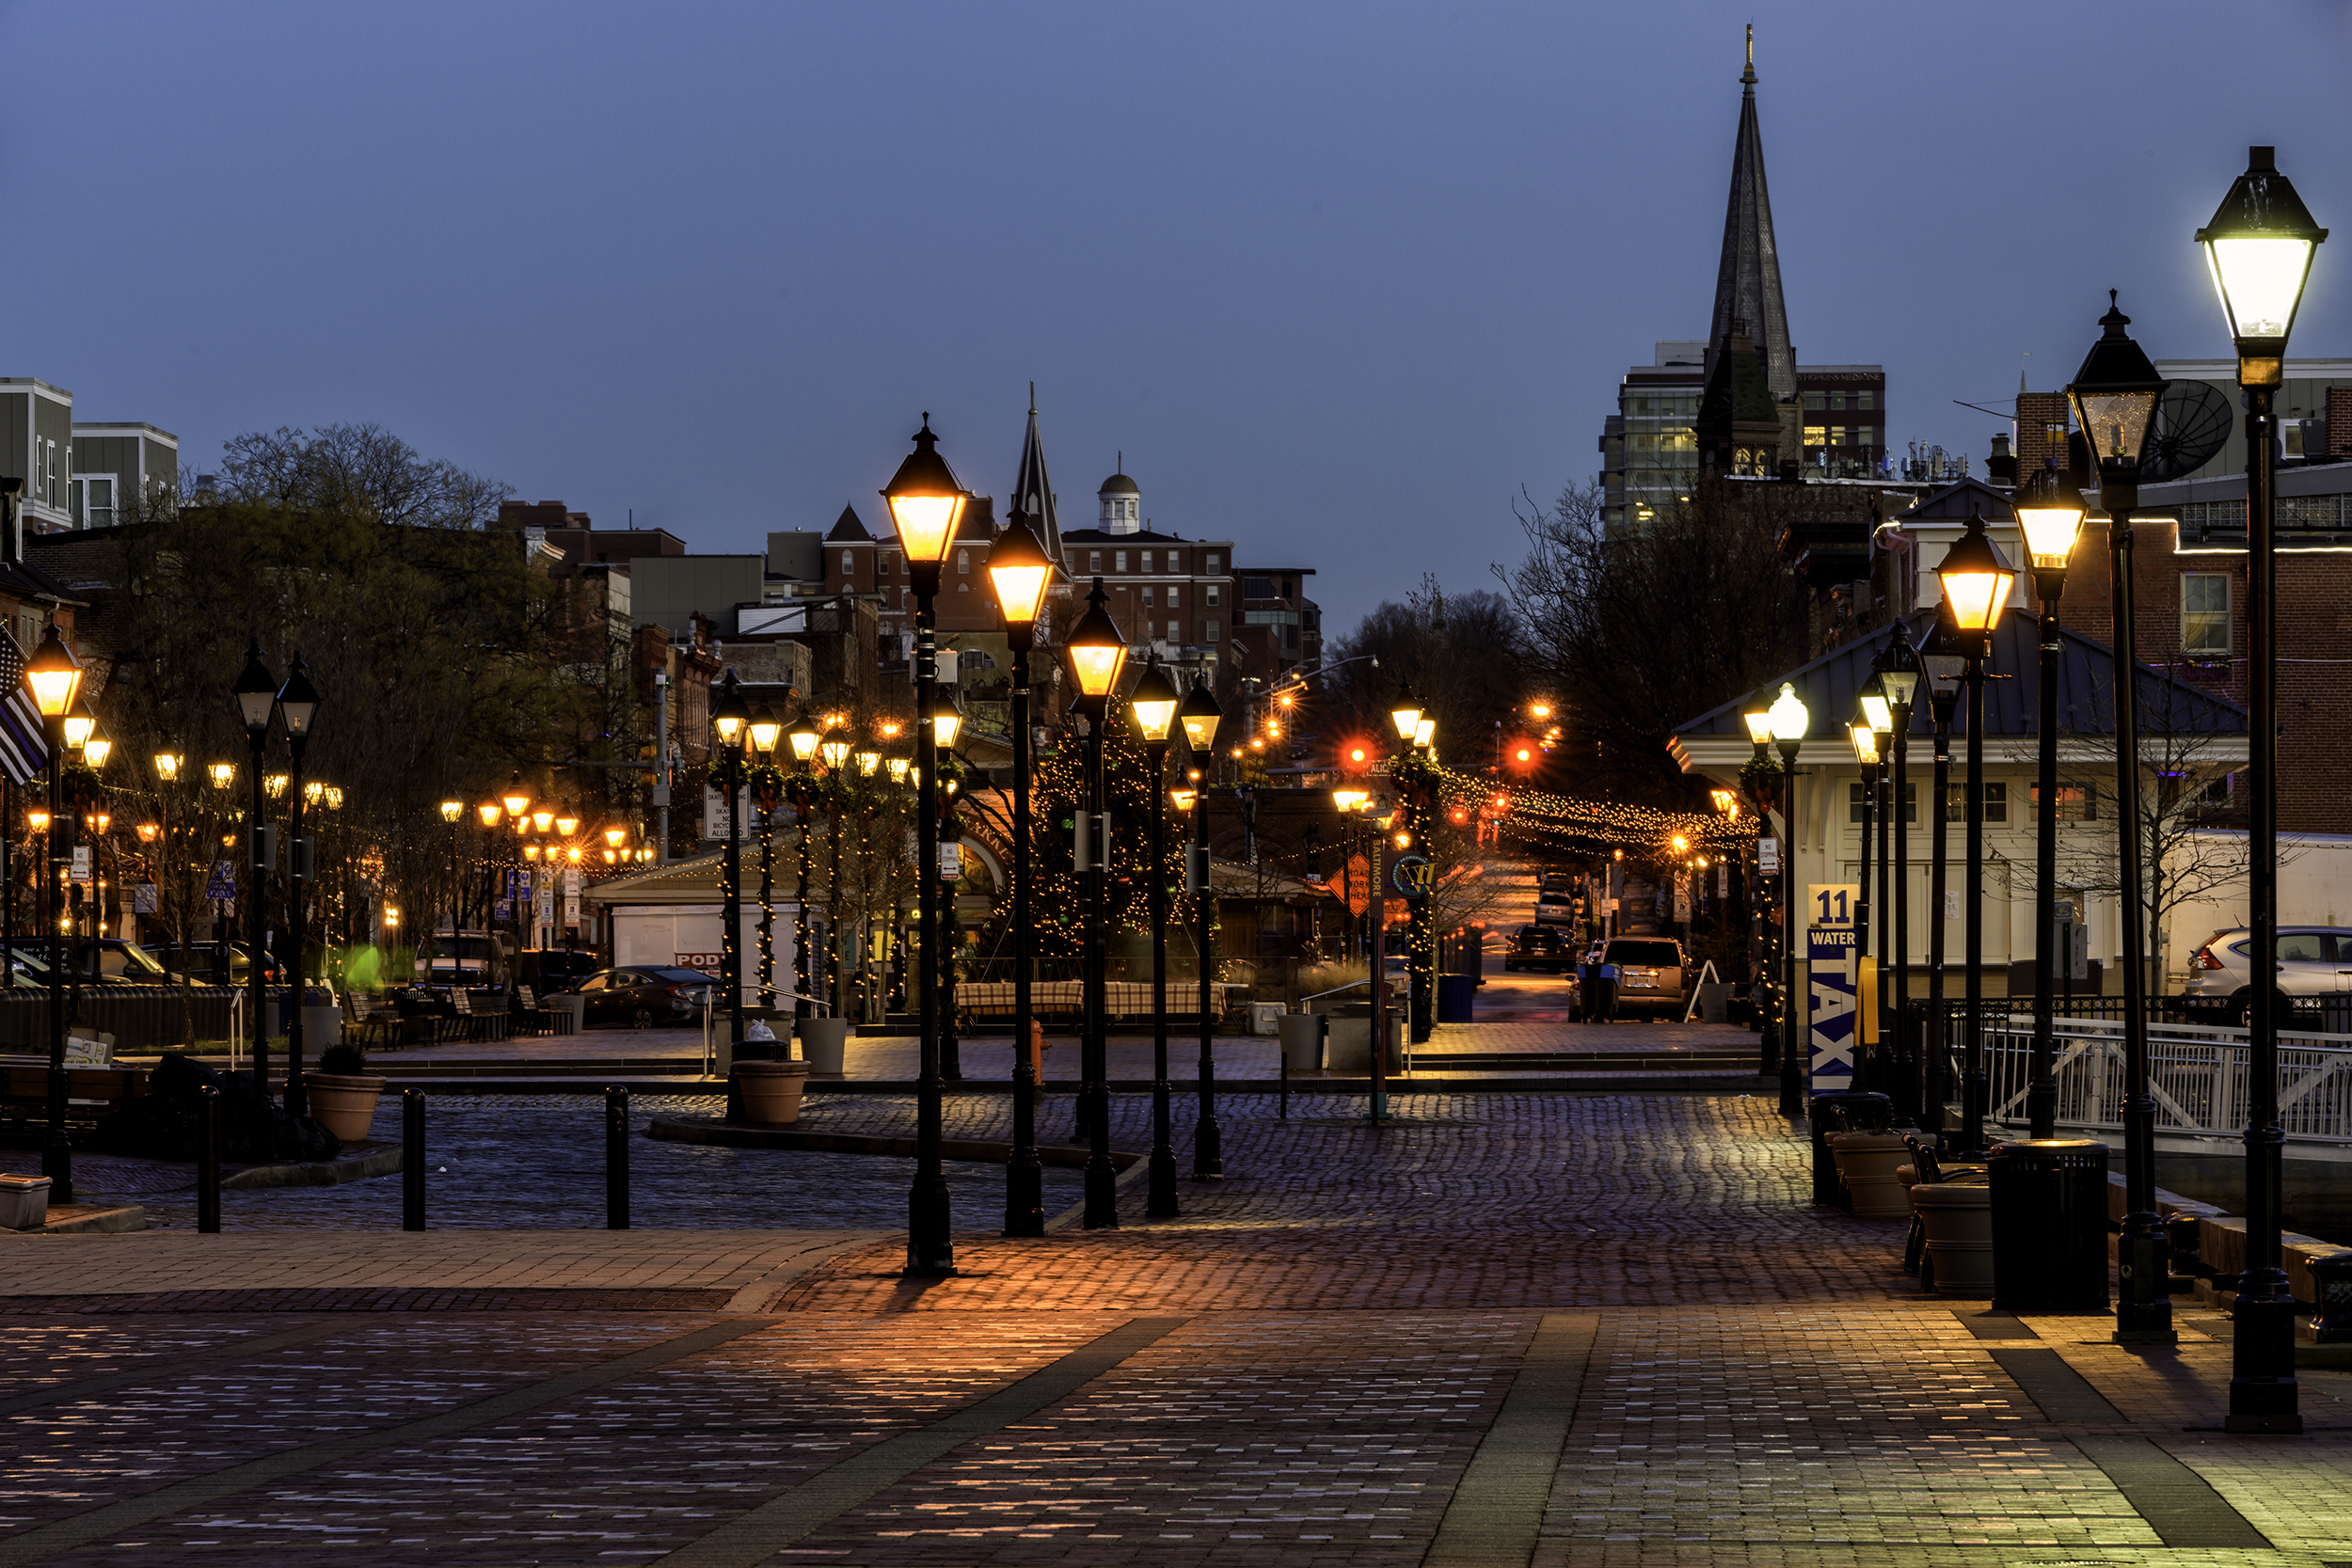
[2138,380,2233,483]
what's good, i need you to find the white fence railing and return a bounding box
[1956,1014,2352,1148]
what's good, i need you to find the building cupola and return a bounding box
[1098,452,1140,534]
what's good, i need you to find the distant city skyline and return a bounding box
[8,2,2350,636]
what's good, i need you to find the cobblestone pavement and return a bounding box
[8,1092,2352,1565]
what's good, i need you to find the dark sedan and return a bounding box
[1502,924,1575,974]
[566,966,718,1028]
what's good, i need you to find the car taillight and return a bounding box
[2194,947,2223,970]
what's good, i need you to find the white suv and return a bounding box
[2184,927,2352,1011]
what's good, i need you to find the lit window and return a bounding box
[2183,573,2231,656]
[1942,783,2009,823]
[1804,426,1827,448]
[2030,783,2098,822]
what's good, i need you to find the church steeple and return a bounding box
[1708,27,1798,457]
[1010,382,1065,565]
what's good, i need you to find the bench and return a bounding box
[1,1065,150,1132]
[344,991,409,1050]
[513,986,556,1037]
[953,980,1238,1029]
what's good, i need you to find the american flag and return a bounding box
[0,629,50,786]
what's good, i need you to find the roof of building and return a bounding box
[1099,472,1139,495]
[1672,610,2246,748]
[1011,401,1065,564]
[825,503,872,543]
[1892,477,2016,522]
[1058,527,1212,547]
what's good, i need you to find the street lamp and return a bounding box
[1766,680,1808,1116]
[882,414,970,1278]
[1740,689,1783,1074]
[24,628,80,1199]
[275,653,323,1117]
[230,639,277,1125]
[1934,511,2017,1153]
[2013,458,2088,1142]
[1390,687,1422,742]
[1064,578,1127,1227]
[1848,700,1881,1020]
[438,799,463,975]
[988,501,1057,1238]
[1180,671,1225,1178]
[1877,632,1922,1117]
[2066,292,2171,1347]
[2201,145,2327,1433]
[711,671,751,1050]
[1128,657,1183,1221]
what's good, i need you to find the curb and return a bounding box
[388,1075,1775,1097]
[645,1114,1141,1172]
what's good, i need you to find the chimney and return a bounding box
[1986,434,2017,485]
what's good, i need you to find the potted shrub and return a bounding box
[733,1059,812,1125]
[303,1042,387,1143]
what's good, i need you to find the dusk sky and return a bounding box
[15,3,2352,636]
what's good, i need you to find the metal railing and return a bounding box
[1961,1011,2352,1148]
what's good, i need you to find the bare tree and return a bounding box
[217,423,512,530]
[1493,477,1812,805]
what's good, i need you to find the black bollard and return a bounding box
[402,1088,425,1231]
[196,1085,222,1234]
[1279,1056,1289,1119]
[605,1085,629,1230]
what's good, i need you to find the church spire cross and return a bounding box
[1742,23,1755,86]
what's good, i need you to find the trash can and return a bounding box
[1694,981,1731,1024]
[551,993,586,1035]
[1325,1008,1403,1073]
[1807,1091,1892,1206]
[1248,1001,1285,1036]
[1913,1179,1994,1296]
[1436,974,1476,1023]
[797,1016,849,1073]
[1580,963,1619,1023]
[1278,1011,1322,1071]
[1989,1138,2111,1311]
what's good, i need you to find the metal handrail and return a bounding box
[1300,978,1371,1005]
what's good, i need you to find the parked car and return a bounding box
[11,938,175,985]
[518,948,603,992]
[562,965,718,1028]
[2184,927,2352,1013]
[1598,936,1686,1019]
[1534,889,1579,926]
[1502,924,1575,974]
[419,931,501,983]
[143,942,284,985]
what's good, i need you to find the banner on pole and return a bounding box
[1806,923,1858,1093]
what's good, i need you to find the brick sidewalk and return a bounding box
[8,1093,2352,1565]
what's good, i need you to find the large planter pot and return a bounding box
[0,1173,53,1230]
[1913,1180,1995,1296]
[1277,1012,1323,1071]
[735,1059,812,1125]
[302,1072,387,1143]
[798,1017,850,1075]
[1826,1132,1913,1219]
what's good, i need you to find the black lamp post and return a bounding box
[2014,462,2089,1139]
[1180,673,1225,1178]
[780,708,814,1017]
[2200,145,2327,1433]
[1766,681,1808,1116]
[745,703,781,1014]
[1740,693,1779,1075]
[230,640,278,1119]
[882,414,972,1277]
[1128,657,1182,1220]
[2065,292,2172,1345]
[1848,695,1884,1085]
[274,653,322,1117]
[1064,579,1128,1228]
[1917,609,1965,1133]
[987,502,1056,1237]
[710,671,751,1050]
[1933,511,2018,1153]
[24,628,81,1200]
[1874,634,1922,1115]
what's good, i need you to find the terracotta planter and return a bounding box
[302,1072,387,1143]
[1913,1181,1995,1296]
[1826,1132,1913,1219]
[735,1059,812,1125]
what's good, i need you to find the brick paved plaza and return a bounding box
[7,1090,2352,1566]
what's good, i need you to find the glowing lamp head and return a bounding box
[819,729,850,769]
[710,672,750,749]
[478,802,503,828]
[502,774,532,817]
[2066,293,2167,476]
[1709,788,1739,816]
[747,703,782,756]
[26,808,47,832]
[2197,147,2328,377]
[1064,578,1128,701]
[1856,673,1892,737]
[154,752,183,782]
[81,736,110,769]
[931,710,961,749]
[886,756,910,784]
[1178,673,1224,757]
[605,826,628,848]
[1390,687,1422,741]
[61,701,95,752]
[228,637,272,735]
[1741,690,1775,747]
[555,809,580,837]
[208,762,235,790]
[1849,714,1880,767]
[1170,786,1198,813]
[986,507,1057,648]
[1412,716,1435,749]
[265,773,289,799]
[136,821,160,842]
[1932,511,2016,636]
[524,844,541,861]
[787,714,819,764]
[2012,462,2088,573]
[439,799,463,823]
[1127,658,1181,746]
[274,653,323,739]
[856,749,881,776]
[531,809,553,832]
[1766,682,1808,745]
[880,414,970,575]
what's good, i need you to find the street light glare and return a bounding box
[1767,682,1808,743]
